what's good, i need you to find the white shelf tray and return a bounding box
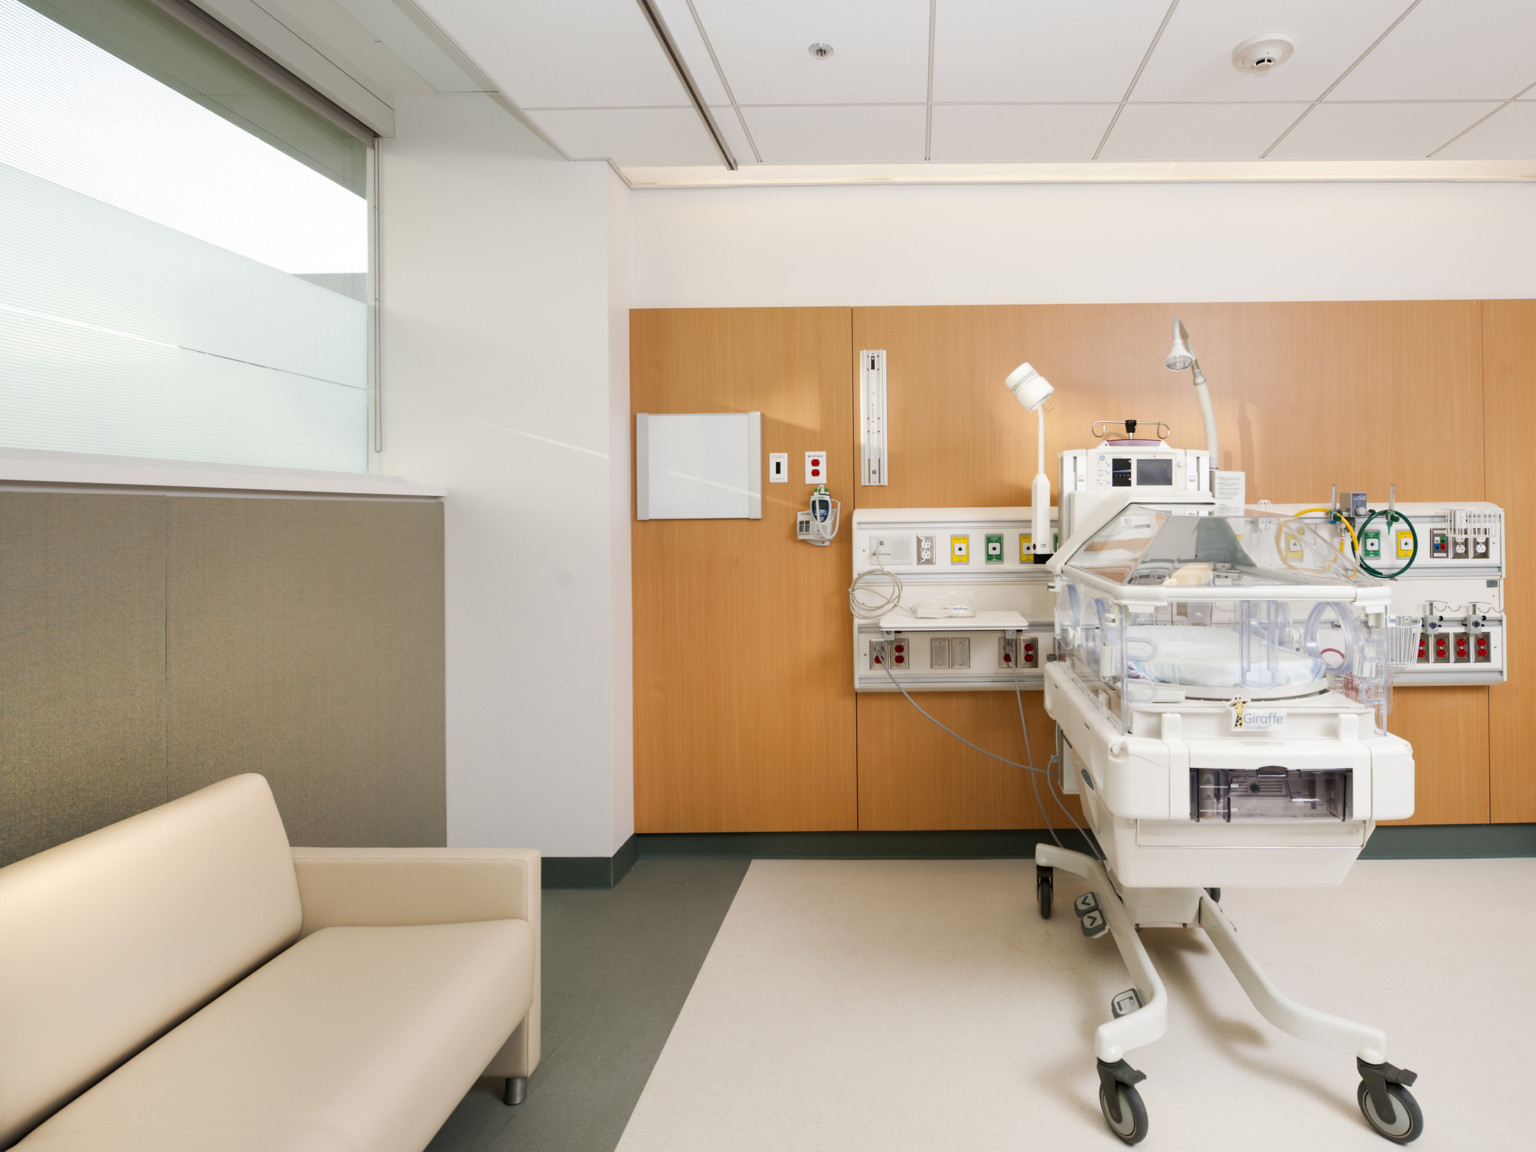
[876,609,1030,632]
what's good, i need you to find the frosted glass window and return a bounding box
[0,0,371,472]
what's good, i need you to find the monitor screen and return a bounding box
[1136,457,1174,487]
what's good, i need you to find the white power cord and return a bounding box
[849,564,903,620]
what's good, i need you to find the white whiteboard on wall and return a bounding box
[636,412,761,520]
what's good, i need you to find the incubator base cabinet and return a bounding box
[1040,492,1423,1144]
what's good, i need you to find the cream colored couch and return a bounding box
[0,774,540,1152]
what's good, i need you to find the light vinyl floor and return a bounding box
[616,857,1536,1152]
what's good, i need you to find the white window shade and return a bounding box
[0,0,370,473]
[0,161,367,471]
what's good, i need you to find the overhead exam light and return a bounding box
[1165,317,1219,464]
[1006,362,1054,558]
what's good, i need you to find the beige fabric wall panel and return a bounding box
[166,498,446,848]
[0,493,168,866]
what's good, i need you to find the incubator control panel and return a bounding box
[851,508,1056,692]
[1059,442,1212,540]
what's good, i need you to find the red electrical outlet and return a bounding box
[1454,635,1470,661]
[1475,635,1491,662]
[1434,635,1449,661]
[804,451,826,483]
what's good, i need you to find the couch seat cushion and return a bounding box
[15,920,533,1152]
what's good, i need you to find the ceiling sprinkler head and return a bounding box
[808,42,833,59]
[1232,33,1294,76]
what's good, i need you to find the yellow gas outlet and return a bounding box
[1020,533,1032,561]
[950,535,970,564]
[1397,530,1414,559]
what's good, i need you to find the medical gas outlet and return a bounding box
[1268,501,1507,686]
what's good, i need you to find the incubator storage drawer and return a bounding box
[1191,765,1351,822]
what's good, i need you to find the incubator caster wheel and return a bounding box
[1036,865,1054,919]
[1096,1059,1148,1146]
[1356,1061,1423,1144]
[1098,1082,1148,1145]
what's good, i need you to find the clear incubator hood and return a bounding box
[1055,504,1393,736]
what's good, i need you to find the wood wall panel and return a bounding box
[852,303,1489,828]
[856,691,1083,831]
[1382,688,1490,825]
[632,308,858,832]
[1483,300,1536,823]
[853,303,1485,513]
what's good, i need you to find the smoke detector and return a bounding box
[808,42,833,59]
[1232,34,1294,76]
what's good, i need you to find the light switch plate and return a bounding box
[805,450,826,484]
[768,453,788,482]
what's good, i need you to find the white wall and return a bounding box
[607,167,635,853]
[378,92,632,858]
[631,181,1536,308]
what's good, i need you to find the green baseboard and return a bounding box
[543,834,639,889]
[637,829,1096,859]
[638,824,1536,862]
[1360,824,1536,859]
[547,824,1535,887]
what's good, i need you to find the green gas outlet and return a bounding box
[1362,530,1382,559]
[985,534,1004,563]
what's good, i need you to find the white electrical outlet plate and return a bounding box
[805,451,826,484]
[768,453,788,482]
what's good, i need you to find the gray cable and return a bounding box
[879,657,1050,776]
[1047,753,1105,864]
[1011,655,1060,849]
[881,647,1106,860]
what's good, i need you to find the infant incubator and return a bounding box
[1040,491,1421,1145]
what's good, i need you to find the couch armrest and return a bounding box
[289,848,540,1078]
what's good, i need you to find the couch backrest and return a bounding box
[0,774,301,1145]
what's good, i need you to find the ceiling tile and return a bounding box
[932,1,1170,103]
[331,0,492,93]
[1269,102,1500,159]
[653,0,731,106]
[1099,102,1307,160]
[1434,101,1536,159]
[929,104,1117,162]
[526,108,722,166]
[709,105,760,165]
[741,105,927,164]
[1330,0,1536,101]
[689,0,930,105]
[1134,0,1409,103]
[414,0,687,108]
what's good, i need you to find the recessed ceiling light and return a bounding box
[808,43,833,59]
[1232,34,1294,76]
